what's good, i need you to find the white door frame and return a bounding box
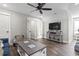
[73,17,79,40]
[27,17,43,40]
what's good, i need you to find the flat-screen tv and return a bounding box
[49,22,61,30]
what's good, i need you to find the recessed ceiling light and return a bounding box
[2,4,8,7]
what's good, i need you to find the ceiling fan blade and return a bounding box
[27,3,36,8]
[38,3,46,8]
[41,3,46,7]
[39,10,43,14]
[42,8,52,10]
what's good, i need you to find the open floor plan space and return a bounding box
[0,3,79,56]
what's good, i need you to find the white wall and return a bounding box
[0,13,10,39]
[68,12,73,43]
[0,7,73,44]
[30,7,73,43]
[42,16,57,38]
[42,8,72,43]
[10,13,27,44]
[0,8,27,45]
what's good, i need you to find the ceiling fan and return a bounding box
[27,3,52,14]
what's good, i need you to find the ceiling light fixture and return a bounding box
[2,4,8,7]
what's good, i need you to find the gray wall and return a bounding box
[41,8,73,43]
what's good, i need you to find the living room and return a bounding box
[0,3,79,56]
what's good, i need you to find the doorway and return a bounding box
[27,17,43,40]
[73,18,79,40]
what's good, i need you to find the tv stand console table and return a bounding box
[47,30,63,43]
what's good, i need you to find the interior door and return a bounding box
[36,20,43,39]
[0,13,10,40]
[30,20,37,39]
[27,17,43,40]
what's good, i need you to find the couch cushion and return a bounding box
[2,38,8,43]
[3,47,10,56]
[3,43,9,48]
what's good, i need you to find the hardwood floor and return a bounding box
[10,45,19,56]
[38,39,78,56]
[10,39,79,56]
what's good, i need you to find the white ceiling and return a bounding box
[0,3,79,17]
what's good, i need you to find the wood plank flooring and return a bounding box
[10,39,79,56]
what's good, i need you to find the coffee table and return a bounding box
[17,40,47,56]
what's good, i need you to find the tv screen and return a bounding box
[49,22,61,30]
